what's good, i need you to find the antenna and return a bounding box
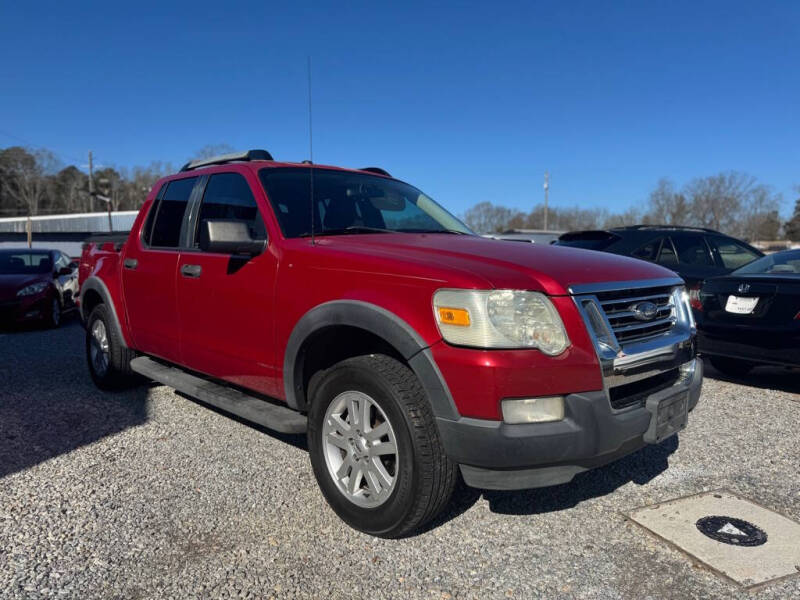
[307,56,315,245]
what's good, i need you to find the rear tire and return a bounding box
[307,354,456,538]
[708,356,755,377]
[86,304,138,390]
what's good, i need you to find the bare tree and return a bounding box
[462,201,525,233]
[645,178,689,225]
[192,144,235,160]
[0,146,57,216]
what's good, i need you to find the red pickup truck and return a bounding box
[79,150,702,537]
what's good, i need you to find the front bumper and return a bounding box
[0,295,50,324]
[437,356,702,491]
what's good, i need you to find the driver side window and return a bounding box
[194,173,266,251]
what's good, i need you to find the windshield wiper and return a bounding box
[398,228,472,235]
[299,226,395,237]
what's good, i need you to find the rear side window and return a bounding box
[194,173,266,249]
[657,238,678,267]
[632,238,661,261]
[141,183,167,246]
[150,177,196,248]
[672,235,714,266]
[709,237,762,269]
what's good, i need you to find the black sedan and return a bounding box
[697,249,800,374]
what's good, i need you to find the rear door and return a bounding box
[122,176,198,363]
[175,170,280,397]
[669,233,724,285]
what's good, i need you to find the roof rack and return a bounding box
[360,167,392,177]
[180,149,274,172]
[611,224,720,234]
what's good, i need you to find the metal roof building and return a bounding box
[0,211,138,257]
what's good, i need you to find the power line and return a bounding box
[0,128,93,167]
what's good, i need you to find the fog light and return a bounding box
[501,396,565,424]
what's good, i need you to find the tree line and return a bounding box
[464,172,800,241]
[0,144,237,218]
[2,144,799,241]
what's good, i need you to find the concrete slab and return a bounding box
[629,490,800,588]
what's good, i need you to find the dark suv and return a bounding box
[555,225,763,292]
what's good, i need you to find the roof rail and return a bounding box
[180,149,274,172]
[611,224,720,234]
[360,167,392,177]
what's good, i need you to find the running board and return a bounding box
[130,356,307,434]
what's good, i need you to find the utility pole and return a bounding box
[88,150,113,232]
[543,171,550,231]
[88,151,94,197]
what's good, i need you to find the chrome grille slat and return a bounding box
[607,307,672,320]
[611,316,675,334]
[600,293,671,307]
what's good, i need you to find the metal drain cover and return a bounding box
[696,515,767,547]
[629,490,800,587]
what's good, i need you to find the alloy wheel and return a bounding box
[322,390,399,508]
[89,319,109,377]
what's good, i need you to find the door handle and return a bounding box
[123,258,138,270]
[181,264,202,278]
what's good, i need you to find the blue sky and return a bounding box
[1,1,798,217]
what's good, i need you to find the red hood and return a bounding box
[0,273,47,302]
[313,234,680,295]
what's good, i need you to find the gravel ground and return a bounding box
[1,320,799,599]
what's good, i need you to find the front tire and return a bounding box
[307,354,456,538]
[708,356,755,376]
[86,304,138,390]
[46,296,62,329]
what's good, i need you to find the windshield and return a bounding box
[0,252,53,274]
[733,249,800,276]
[259,168,473,238]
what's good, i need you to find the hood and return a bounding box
[0,274,47,302]
[314,234,680,295]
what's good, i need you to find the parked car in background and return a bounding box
[697,248,800,374]
[554,226,764,308]
[78,150,702,537]
[0,248,79,328]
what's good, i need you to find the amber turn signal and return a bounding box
[437,306,471,327]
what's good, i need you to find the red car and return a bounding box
[78,150,702,537]
[0,248,79,328]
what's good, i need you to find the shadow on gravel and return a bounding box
[421,435,679,532]
[0,320,150,478]
[702,360,800,396]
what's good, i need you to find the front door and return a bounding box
[121,176,198,363]
[175,171,280,397]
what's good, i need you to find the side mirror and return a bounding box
[68,261,79,270]
[57,266,72,276]
[199,220,266,256]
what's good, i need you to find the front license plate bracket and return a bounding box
[644,391,688,444]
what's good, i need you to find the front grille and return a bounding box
[608,368,680,409]
[594,285,676,344]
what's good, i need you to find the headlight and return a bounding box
[17,282,49,297]
[433,289,570,354]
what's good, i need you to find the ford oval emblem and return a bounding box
[631,301,658,321]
